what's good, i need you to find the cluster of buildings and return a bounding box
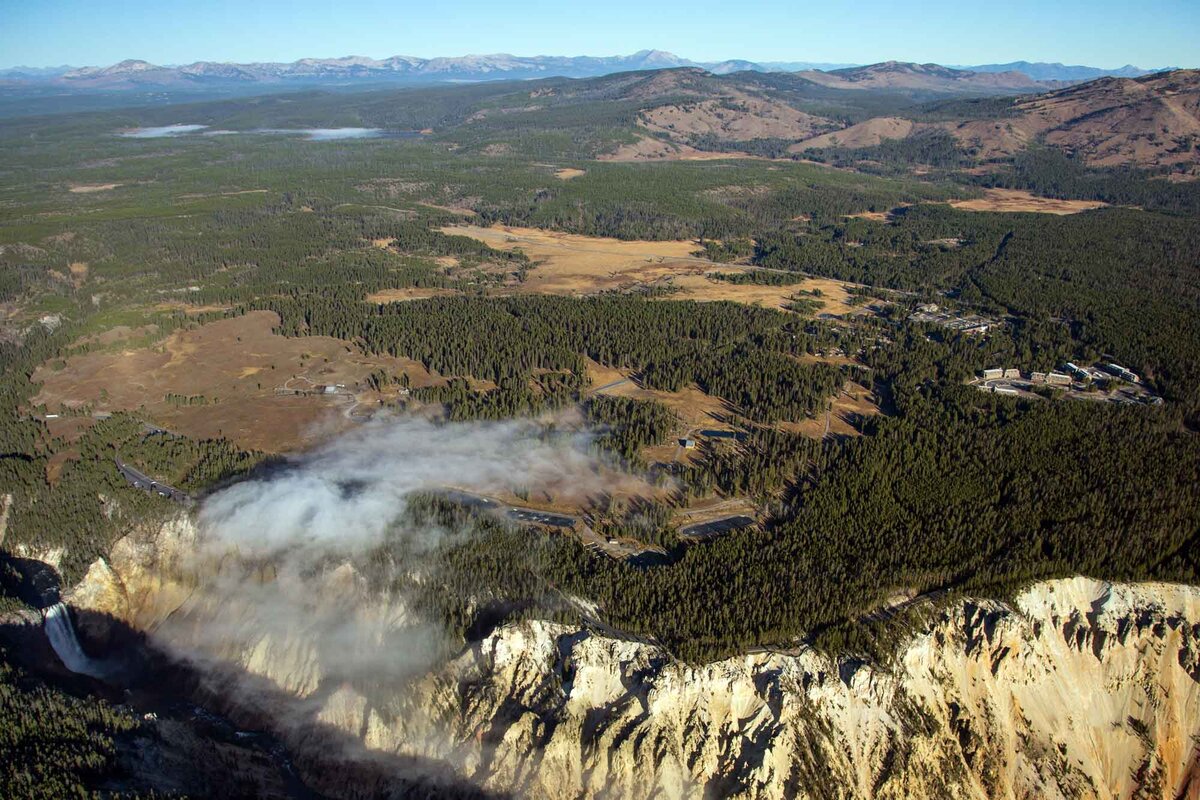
[1097,362,1139,384]
[982,362,1141,388]
[909,304,998,336]
[981,367,1073,386]
[974,361,1161,405]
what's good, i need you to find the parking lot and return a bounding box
[679,515,756,540]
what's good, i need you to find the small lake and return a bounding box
[118,125,422,141]
[254,128,424,141]
[119,124,210,138]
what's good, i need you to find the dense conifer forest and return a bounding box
[0,652,145,798]
[1,73,1199,673]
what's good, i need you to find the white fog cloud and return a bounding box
[198,416,604,554]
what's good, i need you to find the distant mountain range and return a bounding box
[953,61,1167,81]
[0,51,1173,90]
[797,61,1054,93]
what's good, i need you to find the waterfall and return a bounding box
[42,602,107,679]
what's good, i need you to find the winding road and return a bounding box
[114,457,191,504]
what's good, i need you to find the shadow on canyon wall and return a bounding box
[0,554,507,800]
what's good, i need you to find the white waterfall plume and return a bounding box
[43,602,108,679]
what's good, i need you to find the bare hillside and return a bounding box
[639,95,835,142]
[1014,69,1200,166]
[788,69,1200,169]
[797,61,1051,93]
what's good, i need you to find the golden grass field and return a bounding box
[30,221,878,522]
[777,379,880,439]
[67,183,122,193]
[365,287,458,303]
[33,311,441,453]
[949,188,1108,214]
[586,360,729,428]
[441,224,863,316]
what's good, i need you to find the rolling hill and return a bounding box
[792,69,1200,169]
[797,61,1056,93]
[7,56,1195,171]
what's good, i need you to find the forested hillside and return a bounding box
[1,72,1198,670]
[0,651,144,798]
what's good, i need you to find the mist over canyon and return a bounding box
[11,417,1196,799]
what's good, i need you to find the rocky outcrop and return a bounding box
[68,515,1200,799]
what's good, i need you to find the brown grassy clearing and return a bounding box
[440,224,699,291]
[846,210,891,223]
[440,224,863,316]
[668,274,861,317]
[585,359,729,432]
[68,183,122,193]
[153,302,234,316]
[801,280,868,316]
[672,496,759,527]
[792,117,915,151]
[949,188,1108,214]
[554,168,587,180]
[418,202,477,217]
[846,203,913,224]
[32,311,442,453]
[366,287,459,303]
[176,189,268,199]
[69,324,159,350]
[67,262,89,285]
[599,135,756,162]
[45,450,78,487]
[44,416,96,444]
[778,380,880,439]
[795,352,861,368]
[640,97,830,143]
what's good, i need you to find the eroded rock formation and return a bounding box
[66,515,1200,799]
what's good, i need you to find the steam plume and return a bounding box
[198,416,605,554]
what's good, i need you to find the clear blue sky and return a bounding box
[1,0,1196,69]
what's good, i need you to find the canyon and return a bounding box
[32,513,1200,799]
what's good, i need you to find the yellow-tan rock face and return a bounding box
[69,516,1200,799]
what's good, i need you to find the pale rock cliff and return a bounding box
[68,515,1200,799]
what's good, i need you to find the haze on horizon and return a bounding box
[1,0,1196,71]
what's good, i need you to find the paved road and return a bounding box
[858,588,950,625]
[679,514,756,540]
[433,487,577,529]
[435,487,662,562]
[589,378,630,394]
[507,508,576,528]
[436,489,502,512]
[114,457,190,504]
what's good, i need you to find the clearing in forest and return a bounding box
[365,287,458,303]
[949,188,1108,214]
[599,135,755,162]
[585,360,729,430]
[441,224,862,315]
[32,311,441,453]
[777,380,881,439]
[68,183,122,193]
[585,359,731,467]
